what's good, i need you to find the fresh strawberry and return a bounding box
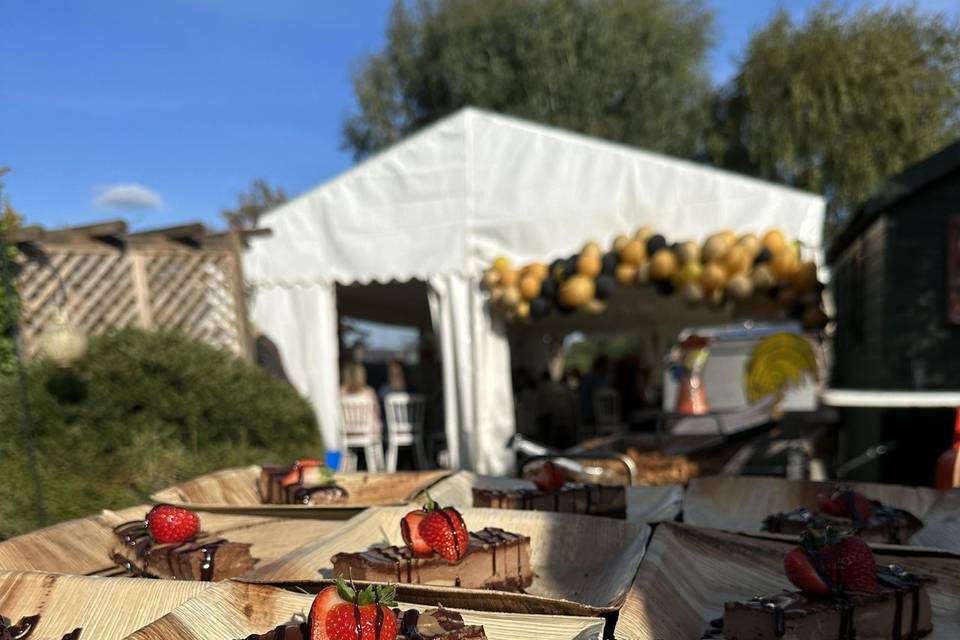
[418,499,469,562]
[820,535,880,593]
[533,461,566,492]
[817,488,873,522]
[146,504,200,544]
[308,584,348,640]
[400,509,432,556]
[281,458,325,487]
[784,546,831,595]
[311,576,398,640]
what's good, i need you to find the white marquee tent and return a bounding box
[243,108,826,475]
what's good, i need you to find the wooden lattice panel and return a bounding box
[15,242,249,360]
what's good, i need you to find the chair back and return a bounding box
[384,393,426,438]
[594,388,621,429]
[340,394,378,439]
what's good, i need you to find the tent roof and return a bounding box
[245,108,825,287]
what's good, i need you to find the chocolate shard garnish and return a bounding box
[111,519,255,580]
[472,483,626,518]
[331,527,533,592]
[0,614,80,640]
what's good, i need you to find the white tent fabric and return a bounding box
[244,108,826,473]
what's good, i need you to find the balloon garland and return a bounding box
[481,228,830,330]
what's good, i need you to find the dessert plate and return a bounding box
[151,466,452,518]
[0,505,346,576]
[683,475,950,548]
[420,470,683,523]
[123,581,605,640]
[240,506,650,616]
[615,522,960,639]
[0,570,210,639]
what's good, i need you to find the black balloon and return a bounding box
[646,234,667,256]
[550,258,566,283]
[557,302,576,316]
[595,275,616,300]
[753,248,773,265]
[530,296,552,319]
[539,276,557,299]
[654,279,675,297]
[670,242,681,252]
[788,301,806,319]
[601,251,618,276]
[564,256,578,278]
[767,285,781,300]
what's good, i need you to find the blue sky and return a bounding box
[3,0,956,232]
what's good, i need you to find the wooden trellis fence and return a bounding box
[8,221,259,360]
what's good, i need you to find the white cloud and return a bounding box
[93,183,163,211]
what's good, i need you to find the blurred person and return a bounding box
[579,355,611,425]
[340,362,383,433]
[378,359,408,403]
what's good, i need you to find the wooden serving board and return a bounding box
[124,581,605,640]
[616,522,960,639]
[151,466,451,518]
[420,470,683,523]
[0,571,210,639]
[240,506,650,616]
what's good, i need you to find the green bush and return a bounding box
[0,328,322,538]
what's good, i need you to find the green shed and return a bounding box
[828,140,960,485]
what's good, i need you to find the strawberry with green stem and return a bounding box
[309,575,399,640]
[408,494,469,562]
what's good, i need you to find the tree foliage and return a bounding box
[709,3,960,234]
[0,329,321,538]
[344,0,714,159]
[0,167,21,377]
[222,178,288,230]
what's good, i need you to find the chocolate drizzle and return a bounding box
[112,519,229,580]
[0,615,80,640]
[473,484,625,518]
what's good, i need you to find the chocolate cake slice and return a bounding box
[238,607,486,640]
[472,483,626,518]
[259,463,349,505]
[0,615,80,640]
[112,520,255,580]
[762,504,924,544]
[706,566,933,639]
[331,527,532,591]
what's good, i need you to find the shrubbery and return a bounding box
[0,328,322,538]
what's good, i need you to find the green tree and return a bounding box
[344,0,714,159]
[710,3,960,236]
[222,178,287,230]
[0,167,22,377]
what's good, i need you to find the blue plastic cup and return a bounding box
[325,450,342,470]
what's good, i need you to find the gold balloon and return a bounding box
[481,270,500,290]
[619,239,647,266]
[677,240,700,265]
[649,249,679,280]
[702,234,729,264]
[581,241,602,258]
[584,299,607,315]
[751,264,776,290]
[792,261,819,294]
[737,233,759,255]
[706,287,726,309]
[613,234,630,253]
[493,256,512,273]
[719,229,737,246]
[519,274,542,300]
[771,247,800,281]
[802,306,829,330]
[558,275,596,308]
[726,274,754,300]
[500,269,519,287]
[526,262,549,280]
[577,253,602,278]
[722,244,751,275]
[762,229,786,254]
[516,300,531,320]
[502,285,522,308]
[635,262,651,286]
[679,282,704,305]
[634,226,654,244]
[700,262,727,293]
[615,263,637,286]
[490,286,505,304]
[675,260,703,286]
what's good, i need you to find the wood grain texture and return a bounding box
[0,571,210,639]
[422,471,683,523]
[151,466,452,516]
[616,522,960,640]
[0,505,347,576]
[124,581,605,640]
[240,506,649,616]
